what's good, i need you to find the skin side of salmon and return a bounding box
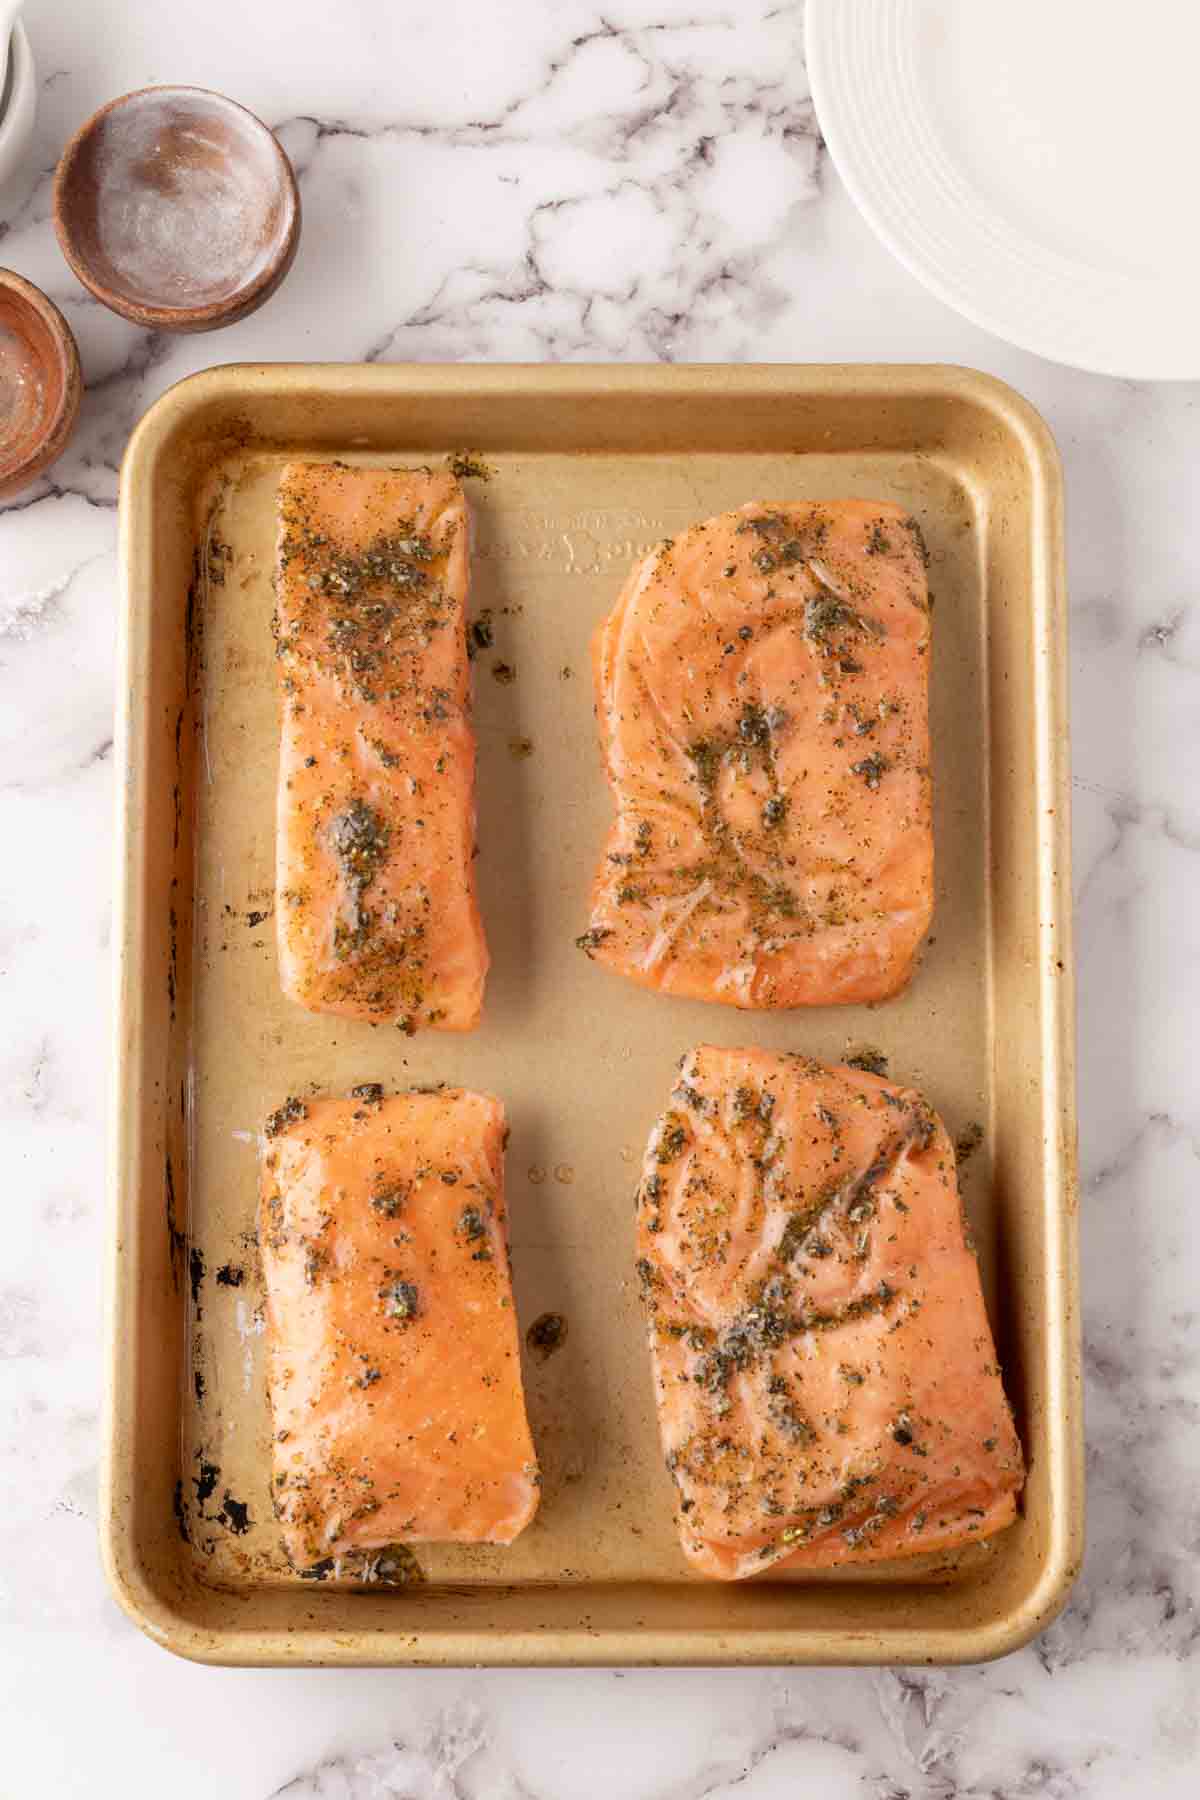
[259,1090,539,1568]
[635,1047,1024,1580]
[274,463,488,1029]
[583,501,933,1007]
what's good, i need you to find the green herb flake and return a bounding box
[446,451,493,482]
[371,1186,406,1219]
[372,1544,425,1584]
[903,516,932,568]
[328,798,390,957]
[525,1311,568,1359]
[656,1120,688,1164]
[686,737,724,792]
[265,1096,307,1138]
[955,1121,985,1167]
[850,752,888,790]
[804,592,861,641]
[737,703,773,747]
[458,1206,487,1242]
[381,1279,420,1321]
[575,927,613,957]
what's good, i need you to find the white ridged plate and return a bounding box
[806,0,1200,380]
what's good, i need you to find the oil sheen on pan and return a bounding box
[274,462,488,1028]
[636,1046,1024,1580]
[582,501,933,1007]
[259,1088,539,1569]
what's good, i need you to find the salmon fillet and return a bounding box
[636,1046,1023,1580]
[582,501,933,1006]
[259,1088,539,1568]
[274,463,487,1028]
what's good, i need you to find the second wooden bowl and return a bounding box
[0,269,82,499]
[53,86,301,333]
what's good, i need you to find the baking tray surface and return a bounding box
[106,364,1081,1664]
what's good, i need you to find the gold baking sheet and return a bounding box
[105,364,1081,1665]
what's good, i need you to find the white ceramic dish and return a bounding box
[0,20,35,193]
[806,0,1200,381]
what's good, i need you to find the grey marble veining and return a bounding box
[1,0,1198,1793]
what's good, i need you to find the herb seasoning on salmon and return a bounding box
[636,1046,1024,1579]
[274,463,488,1027]
[260,1090,539,1567]
[584,501,933,1006]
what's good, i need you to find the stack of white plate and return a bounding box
[806,0,1199,379]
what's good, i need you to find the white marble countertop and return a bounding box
[2,1,1197,1793]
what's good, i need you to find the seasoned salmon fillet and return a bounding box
[274,463,487,1028]
[260,1089,538,1567]
[582,501,933,1006]
[636,1047,1023,1580]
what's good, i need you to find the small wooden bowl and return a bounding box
[53,86,300,333]
[0,270,82,500]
